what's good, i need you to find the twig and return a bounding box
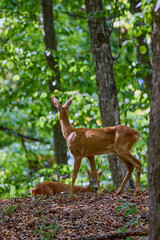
[97,159,102,171]
[21,137,29,159]
[61,10,85,19]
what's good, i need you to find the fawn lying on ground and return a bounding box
[51,95,141,197]
[30,168,104,196]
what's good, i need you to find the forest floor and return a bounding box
[0,190,148,240]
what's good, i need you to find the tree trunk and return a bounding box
[40,0,68,164]
[84,0,134,188]
[130,0,152,95]
[148,2,160,240]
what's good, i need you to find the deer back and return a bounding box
[30,181,69,196]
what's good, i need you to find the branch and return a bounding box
[97,159,102,171]
[110,0,119,33]
[112,0,122,61]
[0,125,51,144]
[62,10,121,22]
[80,229,148,240]
[61,10,85,19]
[21,137,29,158]
[113,26,121,61]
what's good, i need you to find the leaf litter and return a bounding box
[0,190,148,240]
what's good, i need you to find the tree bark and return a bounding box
[130,0,152,95]
[84,0,134,188]
[148,2,160,240]
[40,0,68,164]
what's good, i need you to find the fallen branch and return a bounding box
[80,229,148,240]
[0,125,50,144]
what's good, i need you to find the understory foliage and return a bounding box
[0,0,154,198]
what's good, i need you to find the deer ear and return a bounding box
[51,97,63,111]
[98,169,104,178]
[63,95,74,111]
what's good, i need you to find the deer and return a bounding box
[30,168,104,196]
[51,95,142,197]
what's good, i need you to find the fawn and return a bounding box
[30,168,104,196]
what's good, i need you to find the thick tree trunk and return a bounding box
[40,0,68,164]
[84,0,134,188]
[130,0,152,95]
[148,2,160,240]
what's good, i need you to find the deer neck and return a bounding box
[59,115,74,140]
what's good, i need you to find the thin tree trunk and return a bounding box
[130,0,152,95]
[40,0,67,164]
[84,0,134,188]
[148,2,160,239]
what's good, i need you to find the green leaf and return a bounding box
[40,92,47,98]
[12,74,20,81]
[139,45,147,54]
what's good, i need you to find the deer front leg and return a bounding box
[87,156,102,194]
[69,156,82,198]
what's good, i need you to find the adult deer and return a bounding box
[30,168,104,196]
[52,95,141,197]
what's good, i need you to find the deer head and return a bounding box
[51,95,74,120]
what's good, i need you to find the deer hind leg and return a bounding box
[130,154,141,195]
[116,151,141,196]
[69,156,82,198]
[87,156,102,194]
[115,155,134,196]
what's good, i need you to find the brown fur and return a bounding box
[51,96,141,197]
[30,169,103,196]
